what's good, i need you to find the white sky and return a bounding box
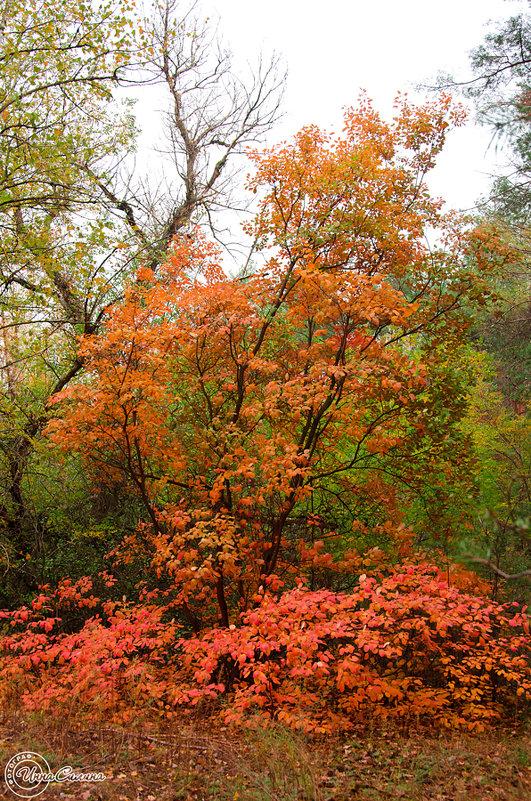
[207,0,528,213]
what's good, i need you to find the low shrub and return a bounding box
[0,565,529,732]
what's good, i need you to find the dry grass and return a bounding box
[0,713,529,801]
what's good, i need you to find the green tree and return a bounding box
[433,12,531,591]
[459,365,530,600]
[435,11,530,406]
[447,11,531,221]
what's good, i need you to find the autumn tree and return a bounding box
[0,0,281,590]
[0,95,528,737]
[47,95,506,631]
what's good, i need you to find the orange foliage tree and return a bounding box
[0,96,528,733]
[45,95,504,632]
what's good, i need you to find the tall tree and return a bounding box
[0,0,282,580]
[48,96,505,630]
[466,11,531,221]
[433,10,531,590]
[456,10,530,408]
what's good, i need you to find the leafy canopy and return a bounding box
[47,95,501,630]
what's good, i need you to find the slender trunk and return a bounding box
[216,568,230,628]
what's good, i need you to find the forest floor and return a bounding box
[0,714,529,801]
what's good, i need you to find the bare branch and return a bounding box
[462,555,531,580]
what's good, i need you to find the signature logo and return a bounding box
[4,752,106,798]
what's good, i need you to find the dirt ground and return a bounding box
[0,715,529,800]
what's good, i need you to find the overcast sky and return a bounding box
[207,0,528,212]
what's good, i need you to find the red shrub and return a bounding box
[0,565,529,732]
